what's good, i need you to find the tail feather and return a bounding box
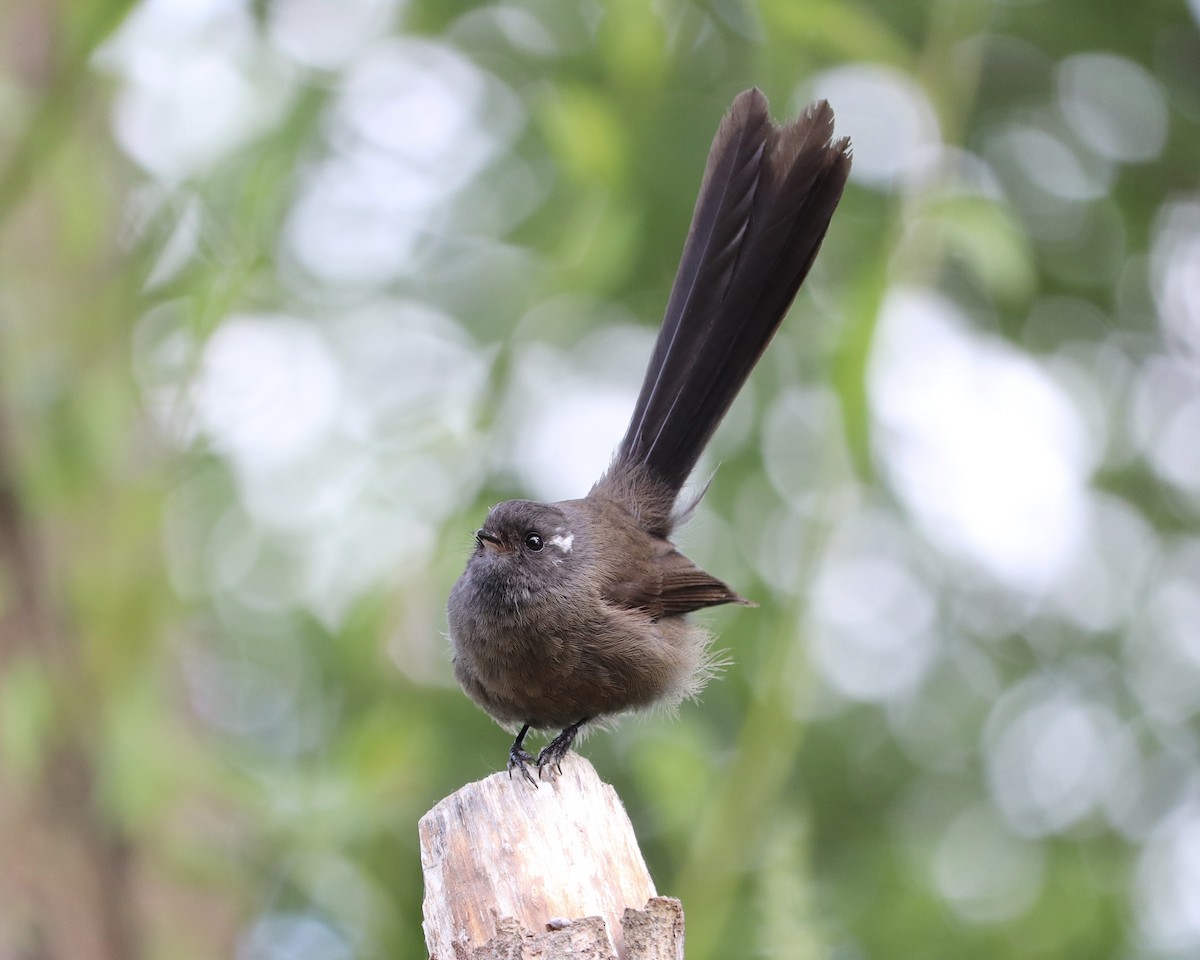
[596,89,851,530]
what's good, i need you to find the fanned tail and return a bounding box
[594,89,852,534]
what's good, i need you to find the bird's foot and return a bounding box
[508,746,536,786]
[507,725,537,787]
[535,718,589,779]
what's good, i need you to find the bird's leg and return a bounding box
[536,717,590,778]
[508,724,537,786]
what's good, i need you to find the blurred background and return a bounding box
[1,0,1199,957]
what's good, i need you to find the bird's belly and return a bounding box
[450,603,706,728]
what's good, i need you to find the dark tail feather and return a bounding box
[596,89,851,529]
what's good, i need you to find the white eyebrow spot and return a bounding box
[548,532,574,553]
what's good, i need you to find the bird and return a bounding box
[447,88,852,784]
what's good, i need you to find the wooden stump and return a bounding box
[419,754,684,959]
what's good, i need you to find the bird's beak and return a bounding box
[475,529,505,552]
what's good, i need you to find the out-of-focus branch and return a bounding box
[0,3,145,949]
[0,0,140,228]
[0,402,142,960]
[0,410,57,663]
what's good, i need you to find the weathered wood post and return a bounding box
[419,754,684,959]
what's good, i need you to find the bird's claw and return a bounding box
[507,746,537,787]
[535,733,573,779]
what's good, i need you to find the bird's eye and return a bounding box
[524,532,544,551]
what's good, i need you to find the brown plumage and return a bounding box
[447,89,852,782]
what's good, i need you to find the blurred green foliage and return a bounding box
[2,0,1199,958]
